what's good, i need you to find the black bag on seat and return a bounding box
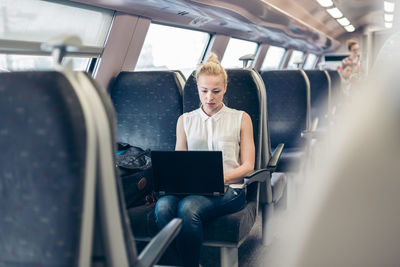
[116,144,155,208]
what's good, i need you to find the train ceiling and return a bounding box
[291,0,389,35]
[72,0,388,52]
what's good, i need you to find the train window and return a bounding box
[286,50,305,69]
[303,53,318,69]
[0,0,113,47]
[0,1,112,72]
[0,54,91,72]
[135,24,210,78]
[260,45,286,70]
[221,38,258,68]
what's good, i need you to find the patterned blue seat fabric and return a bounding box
[110,71,183,151]
[0,72,86,266]
[305,70,329,127]
[261,70,308,172]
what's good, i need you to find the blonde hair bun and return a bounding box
[195,52,228,86]
[206,53,220,64]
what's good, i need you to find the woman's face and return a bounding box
[350,43,360,56]
[197,74,227,116]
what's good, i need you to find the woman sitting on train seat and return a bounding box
[155,53,255,267]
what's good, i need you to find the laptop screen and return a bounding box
[151,151,225,196]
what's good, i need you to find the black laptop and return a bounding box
[151,151,225,196]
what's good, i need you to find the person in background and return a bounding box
[342,39,361,79]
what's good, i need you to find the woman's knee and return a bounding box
[155,196,179,222]
[177,197,204,223]
[222,188,246,213]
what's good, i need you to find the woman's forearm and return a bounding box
[224,163,254,184]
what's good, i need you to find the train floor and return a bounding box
[201,214,285,267]
[137,208,289,267]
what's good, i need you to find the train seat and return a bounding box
[110,70,184,253]
[110,71,184,150]
[327,70,342,114]
[260,70,310,172]
[183,68,285,264]
[0,71,92,266]
[305,70,330,128]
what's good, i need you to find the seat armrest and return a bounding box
[244,169,268,186]
[136,218,182,267]
[266,143,284,172]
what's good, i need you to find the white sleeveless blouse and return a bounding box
[183,104,243,176]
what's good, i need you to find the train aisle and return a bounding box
[200,207,290,267]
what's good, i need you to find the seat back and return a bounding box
[305,70,330,125]
[80,72,139,266]
[260,70,309,149]
[183,69,265,203]
[0,71,93,266]
[110,71,184,150]
[327,70,342,110]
